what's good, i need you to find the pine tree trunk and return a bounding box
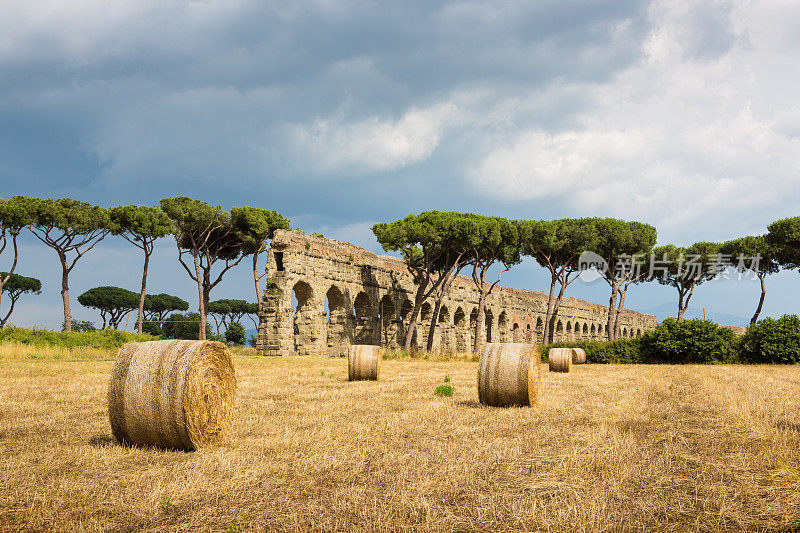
[194,254,206,340]
[544,276,558,343]
[606,281,619,341]
[59,252,72,332]
[426,299,442,352]
[403,282,427,351]
[136,252,149,334]
[750,275,766,326]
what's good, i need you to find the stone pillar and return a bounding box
[256,278,293,356]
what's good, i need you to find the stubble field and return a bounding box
[1,343,800,532]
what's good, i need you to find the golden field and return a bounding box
[1,343,800,532]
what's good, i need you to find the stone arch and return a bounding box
[421,302,432,322]
[439,305,450,324]
[556,320,564,340]
[566,321,572,338]
[622,327,628,338]
[637,328,642,337]
[438,305,451,353]
[590,323,596,337]
[498,311,508,342]
[512,322,521,343]
[455,307,467,352]
[469,308,479,348]
[536,316,544,343]
[399,299,414,348]
[353,291,377,344]
[582,323,588,337]
[291,280,317,355]
[325,285,349,356]
[379,294,397,347]
[484,308,494,343]
[525,323,533,344]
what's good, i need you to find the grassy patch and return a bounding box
[2,348,800,531]
[0,326,156,349]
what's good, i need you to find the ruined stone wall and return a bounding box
[256,230,658,356]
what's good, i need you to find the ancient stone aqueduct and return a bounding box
[256,230,658,357]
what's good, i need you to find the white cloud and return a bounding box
[468,0,800,242]
[287,102,461,172]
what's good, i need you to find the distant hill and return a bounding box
[641,302,749,328]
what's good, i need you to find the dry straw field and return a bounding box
[2,343,800,532]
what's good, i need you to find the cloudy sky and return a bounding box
[2,0,799,329]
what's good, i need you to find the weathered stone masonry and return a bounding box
[256,230,658,356]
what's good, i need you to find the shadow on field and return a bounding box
[774,420,800,432]
[456,400,482,408]
[89,434,116,448]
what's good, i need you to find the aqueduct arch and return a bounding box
[257,230,658,356]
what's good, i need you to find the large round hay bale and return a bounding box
[571,347,587,364]
[548,347,572,372]
[478,343,541,407]
[108,340,236,451]
[349,345,380,381]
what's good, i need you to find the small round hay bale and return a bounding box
[478,343,541,407]
[108,340,236,451]
[349,345,380,381]
[548,347,572,372]
[571,347,586,364]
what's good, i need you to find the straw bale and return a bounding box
[108,340,236,450]
[477,343,541,407]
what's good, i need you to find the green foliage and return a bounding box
[162,312,212,340]
[311,232,324,238]
[1,272,41,295]
[444,375,451,382]
[248,334,257,347]
[0,326,154,348]
[108,205,173,242]
[224,322,246,345]
[719,236,781,276]
[434,384,454,396]
[541,339,642,364]
[13,197,112,331]
[161,197,241,261]
[0,197,32,235]
[69,320,97,332]
[230,206,291,256]
[0,272,42,327]
[143,293,189,322]
[77,286,139,329]
[639,318,738,364]
[767,216,800,271]
[739,315,800,364]
[141,320,164,337]
[14,196,111,235]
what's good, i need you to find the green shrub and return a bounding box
[162,312,212,340]
[248,334,257,348]
[0,326,155,349]
[540,338,642,364]
[224,322,246,345]
[739,315,800,364]
[639,318,738,364]
[434,384,454,396]
[66,320,97,332]
[141,320,164,337]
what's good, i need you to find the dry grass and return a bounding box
[2,343,800,532]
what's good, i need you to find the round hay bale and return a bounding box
[571,347,587,364]
[349,345,380,381]
[108,340,236,451]
[478,343,541,407]
[548,347,572,372]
